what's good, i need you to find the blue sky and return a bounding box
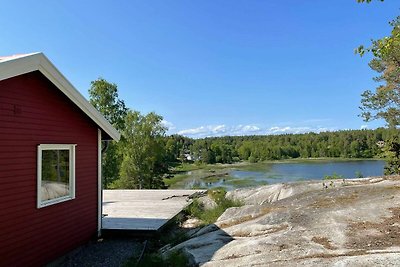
[1,1,398,138]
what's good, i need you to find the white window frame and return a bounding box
[37,144,76,208]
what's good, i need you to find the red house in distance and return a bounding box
[0,53,120,266]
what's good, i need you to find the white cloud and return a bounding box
[175,123,337,138]
[177,124,262,138]
[177,125,227,137]
[360,125,368,130]
[241,125,261,132]
[266,126,335,135]
[231,125,262,135]
[177,126,207,136]
[212,125,227,133]
[161,120,176,130]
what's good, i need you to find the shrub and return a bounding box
[185,188,243,225]
[323,172,343,180]
[382,138,400,175]
[355,171,364,178]
[248,156,257,163]
[232,157,240,162]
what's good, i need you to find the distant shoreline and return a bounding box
[166,158,386,189]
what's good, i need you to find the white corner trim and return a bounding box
[0,53,120,141]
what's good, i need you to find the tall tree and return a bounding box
[89,78,128,130]
[357,16,400,127]
[118,111,168,189]
[88,78,128,188]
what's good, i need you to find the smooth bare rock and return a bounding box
[198,195,218,210]
[163,176,400,266]
[166,227,234,265]
[216,205,271,228]
[192,224,220,237]
[182,218,203,229]
[226,182,317,205]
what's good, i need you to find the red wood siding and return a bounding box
[0,71,99,267]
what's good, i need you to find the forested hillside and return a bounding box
[89,80,400,189]
[166,128,400,164]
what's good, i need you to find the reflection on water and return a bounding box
[179,160,386,191]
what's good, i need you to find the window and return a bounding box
[37,144,76,208]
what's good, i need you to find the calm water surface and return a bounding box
[181,160,386,190]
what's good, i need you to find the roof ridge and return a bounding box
[0,52,40,61]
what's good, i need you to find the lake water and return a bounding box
[179,160,386,190]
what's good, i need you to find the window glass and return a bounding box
[41,149,70,201]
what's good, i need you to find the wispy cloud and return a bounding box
[177,125,227,137]
[161,120,176,130]
[360,124,368,130]
[177,124,262,138]
[176,124,336,138]
[232,125,262,135]
[266,126,334,135]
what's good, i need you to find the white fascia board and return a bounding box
[0,52,42,81]
[0,53,120,141]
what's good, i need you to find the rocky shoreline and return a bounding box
[163,176,400,266]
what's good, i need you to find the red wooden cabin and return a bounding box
[0,53,120,266]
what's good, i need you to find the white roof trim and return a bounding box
[0,52,120,141]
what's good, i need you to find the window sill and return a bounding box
[37,195,75,209]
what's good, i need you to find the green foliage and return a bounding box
[185,188,243,225]
[102,142,124,188]
[164,135,194,163]
[117,111,168,189]
[380,138,400,175]
[185,199,204,219]
[88,78,128,188]
[208,187,228,202]
[248,155,258,163]
[183,128,399,164]
[355,171,364,178]
[357,16,400,127]
[324,172,344,180]
[89,78,128,130]
[127,250,189,267]
[190,138,238,164]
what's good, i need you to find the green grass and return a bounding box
[174,162,207,172]
[123,214,191,267]
[172,161,249,173]
[185,188,243,225]
[163,173,190,187]
[125,250,189,267]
